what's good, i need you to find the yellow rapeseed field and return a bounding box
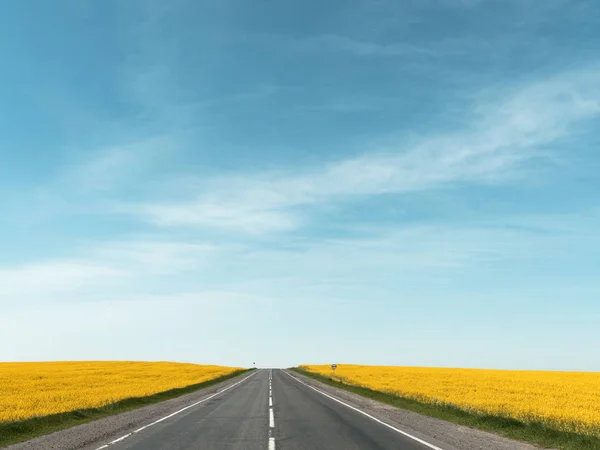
[0,361,243,423]
[301,364,600,437]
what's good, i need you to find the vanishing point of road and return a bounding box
[94,369,442,450]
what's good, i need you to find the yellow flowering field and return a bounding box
[300,364,600,437]
[0,361,243,423]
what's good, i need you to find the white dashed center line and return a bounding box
[268,370,275,450]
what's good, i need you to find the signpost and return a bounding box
[331,363,337,378]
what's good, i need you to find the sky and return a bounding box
[1,0,599,370]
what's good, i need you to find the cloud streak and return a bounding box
[0,239,218,300]
[297,34,436,57]
[0,261,123,298]
[59,136,178,194]
[132,64,600,233]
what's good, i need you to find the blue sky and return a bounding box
[1,0,599,370]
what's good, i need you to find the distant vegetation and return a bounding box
[0,361,246,446]
[297,364,600,450]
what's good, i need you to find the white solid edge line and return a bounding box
[283,371,443,450]
[269,408,275,428]
[93,370,258,450]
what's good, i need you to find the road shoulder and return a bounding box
[285,370,547,450]
[4,370,255,450]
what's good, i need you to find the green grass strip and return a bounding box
[291,368,600,450]
[0,369,253,448]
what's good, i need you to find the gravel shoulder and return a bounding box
[4,371,253,450]
[286,370,552,450]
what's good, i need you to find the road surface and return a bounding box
[95,369,442,450]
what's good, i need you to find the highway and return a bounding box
[95,369,442,450]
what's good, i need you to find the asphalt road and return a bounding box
[94,369,441,450]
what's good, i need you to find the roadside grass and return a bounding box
[0,369,253,448]
[291,367,600,450]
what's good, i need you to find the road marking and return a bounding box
[283,371,444,450]
[268,372,276,450]
[94,370,258,449]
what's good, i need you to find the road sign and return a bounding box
[332,364,337,370]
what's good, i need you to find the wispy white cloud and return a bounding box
[132,64,600,233]
[297,99,382,112]
[59,136,177,194]
[15,135,180,224]
[297,34,435,57]
[0,238,218,299]
[233,224,559,279]
[139,202,300,234]
[62,146,137,192]
[92,239,218,273]
[0,261,123,297]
